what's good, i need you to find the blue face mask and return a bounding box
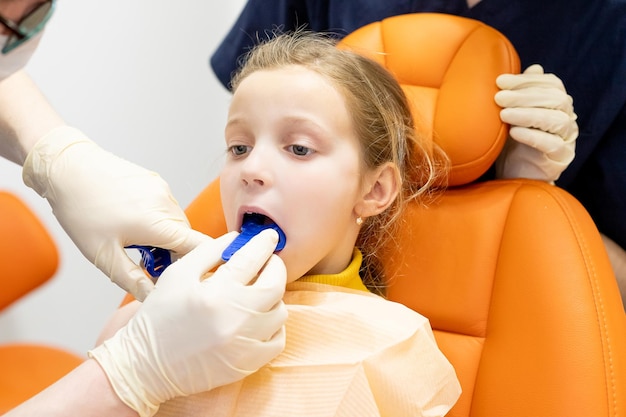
[0,30,42,81]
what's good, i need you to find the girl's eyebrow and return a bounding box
[282,116,328,135]
[225,117,246,128]
[224,117,251,135]
[226,115,326,132]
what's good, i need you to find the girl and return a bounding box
[95,31,461,417]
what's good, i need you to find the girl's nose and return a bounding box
[242,176,265,186]
[240,148,273,187]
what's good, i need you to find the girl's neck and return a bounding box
[467,0,483,7]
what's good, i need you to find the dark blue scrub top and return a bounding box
[211,0,626,249]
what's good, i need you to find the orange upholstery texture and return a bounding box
[181,13,626,417]
[382,179,626,417]
[0,191,84,414]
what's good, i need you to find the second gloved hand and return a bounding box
[89,230,288,417]
[494,64,578,182]
[21,126,207,300]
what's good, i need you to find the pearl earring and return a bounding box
[356,216,364,226]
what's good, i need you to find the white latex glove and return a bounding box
[89,229,288,417]
[494,64,578,183]
[22,126,207,300]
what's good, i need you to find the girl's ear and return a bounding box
[357,162,400,217]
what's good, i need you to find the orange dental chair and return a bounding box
[0,191,84,413]
[181,13,626,417]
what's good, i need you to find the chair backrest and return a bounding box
[185,13,626,417]
[337,13,518,187]
[0,191,59,311]
[0,192,85,414]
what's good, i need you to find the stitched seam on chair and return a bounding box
[440,23,511,184]
[487,180,521,334]
[443,22,482,82]
[533,182,616,416]
[467,180,522,417]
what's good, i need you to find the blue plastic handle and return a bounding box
[126,245,172,278]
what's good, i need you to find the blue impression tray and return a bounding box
[126,245,172,278]
[221,213,286,261]
[127,214,286,278]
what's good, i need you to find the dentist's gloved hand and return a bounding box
[89,230,288,417]
[22,126,207,300]
[494,64,578,183]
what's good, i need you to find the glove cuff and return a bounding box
[89,341,160,417]
[496,139,568,183]
[21,126,93,197]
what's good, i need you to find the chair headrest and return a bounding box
[338,13,520,186]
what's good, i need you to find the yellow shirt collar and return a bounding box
[295,248,368,292]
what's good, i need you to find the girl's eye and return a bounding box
[289,144,313,156]
[228,144,250,156]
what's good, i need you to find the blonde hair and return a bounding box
[231,31,449,294]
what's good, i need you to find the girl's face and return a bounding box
[221,65,370,283]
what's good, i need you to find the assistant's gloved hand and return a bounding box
[89,230,288,417]
[494,64,578,183]
[22,126,206,300]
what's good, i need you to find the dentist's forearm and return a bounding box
[3,359,138,417]
[0,70,65,165]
